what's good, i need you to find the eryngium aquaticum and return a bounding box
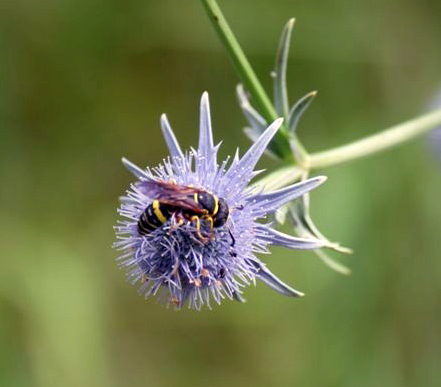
[114,92,327,310]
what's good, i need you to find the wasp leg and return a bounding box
[190,216,209,243]
[202,216,215,240]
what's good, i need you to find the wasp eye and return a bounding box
[213,197,229,227]
[197,193,216,214]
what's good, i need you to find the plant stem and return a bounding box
[199,0,307,161]
[255,109,441,190]
[200,0,274,121]
[308,109,441,170]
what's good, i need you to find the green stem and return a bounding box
[308,109,441,170]
[199,0,307,161]
[200,0,274,121]
[255,109,441,190]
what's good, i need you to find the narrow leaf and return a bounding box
[236,84,268,130]
[314,249,352,275]
[287,91,317,134]
[288,198,353,275]
[274,18,295,118]
[249,260,304,297]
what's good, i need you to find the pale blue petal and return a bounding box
[160,114,184,160]
[121,158,153,180]
[249,260,304,297]
[224,118,283,188]
[228,148,240,174]
[257,226,326,250]
[198,92,215,172]
[243,127,278,160]
[249,176,327,216]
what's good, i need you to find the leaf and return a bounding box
[273,18,295,119]
[287,91,317,134]
[236,84,268,133]
[288,190,353,275]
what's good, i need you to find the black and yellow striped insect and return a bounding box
[137,180,229,241]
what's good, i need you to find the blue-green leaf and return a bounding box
[236,84,268,133]
[287,91,317,134]
[288,190,353,275]
[273,18,295,119]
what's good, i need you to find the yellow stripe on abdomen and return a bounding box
[152,200,167,224]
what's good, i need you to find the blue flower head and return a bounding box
[114,92,327,310]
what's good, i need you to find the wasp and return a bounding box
[137,180,229,241]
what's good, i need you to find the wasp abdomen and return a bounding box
[138,200,175,235]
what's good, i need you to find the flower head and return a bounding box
[114,92,327,310]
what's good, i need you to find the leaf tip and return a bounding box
[201,91,209,105]
[316,175,328,184]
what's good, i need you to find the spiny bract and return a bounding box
[114,92,327,310]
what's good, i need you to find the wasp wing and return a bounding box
[137,180,204,196]
[136,180,205,213]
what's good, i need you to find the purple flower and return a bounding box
[114,92,327,310]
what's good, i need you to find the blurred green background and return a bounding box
[1,0,441,386]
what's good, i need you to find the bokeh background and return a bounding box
[1,0,441,386]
